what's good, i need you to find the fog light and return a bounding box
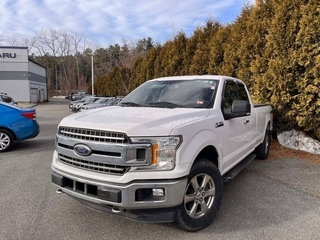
[152,188,164,197]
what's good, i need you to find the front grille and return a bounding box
[59,154,129,175]
[58,127,129,144]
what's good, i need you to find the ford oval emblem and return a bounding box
[74,144,92,156]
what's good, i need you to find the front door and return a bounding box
[219,80,256,172]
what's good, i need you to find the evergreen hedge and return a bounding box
[95,0,320,140]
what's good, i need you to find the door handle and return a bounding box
[244,119,249,124]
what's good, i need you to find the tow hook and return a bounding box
[56,189,64,194]
[112,206,125,213]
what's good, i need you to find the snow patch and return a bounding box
[277,130,320,155]
[52,96,67,98]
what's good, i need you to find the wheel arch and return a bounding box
[194,145,219,170]
[0,127,17,141]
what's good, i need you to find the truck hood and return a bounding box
[60,106,209,136]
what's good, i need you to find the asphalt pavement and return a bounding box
[0,99,319,240]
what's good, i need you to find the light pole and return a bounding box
[91,55,94,95]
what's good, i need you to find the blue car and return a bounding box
[0,102,40,152]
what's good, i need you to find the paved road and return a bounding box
[0,99,319,240]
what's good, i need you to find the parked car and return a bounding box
[80,97,114,111]
[65,91,88,101]
[52,75,273,231]
[70,96,100,112]
[69,95,93,111]
[0,92,18,106]
[80,97,124,111]
[71,91,87,101]
[106,97,124,106]
[0,102,40,152]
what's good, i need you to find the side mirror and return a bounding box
[225,100,250,119]
[232,100,250,113]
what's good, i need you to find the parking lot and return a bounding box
[0,98,319,240]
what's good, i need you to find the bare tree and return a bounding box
[73,33,92,90]
[32,28,94,95]
[0,34,5,43]
[115,38,154,94]
[6,36,19,46]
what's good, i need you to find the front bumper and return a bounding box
[52,168,187,222]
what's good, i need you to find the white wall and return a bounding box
[0,62,28,71]
[0,48,28,63]
[0,80,30,102]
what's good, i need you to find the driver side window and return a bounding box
[223,82,238,112]
[222,81,249,114]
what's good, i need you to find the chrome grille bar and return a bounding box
[59,154,129,175]
[58,127,129,144]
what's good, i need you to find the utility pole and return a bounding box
[91,55,94,95]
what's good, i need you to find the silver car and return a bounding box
[80,97,113,111]
[70,96,100,112]
[0,92,18,106]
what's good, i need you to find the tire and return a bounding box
[255,125,271,160]
[0,129,14,152]
[176,158,223,232]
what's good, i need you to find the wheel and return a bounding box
[255,125,271,160]
[176,158,223,232]
[0,129,14,152]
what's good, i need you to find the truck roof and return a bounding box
[150,75,243,82]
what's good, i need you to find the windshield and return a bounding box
[80,95,92,101]
[107,98,121,106]
[85,97,99,103]
[121,79,219,108]
[95,97,112,104]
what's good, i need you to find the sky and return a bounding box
[0,0,255,48]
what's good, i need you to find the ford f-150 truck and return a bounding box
[51,75,273,231]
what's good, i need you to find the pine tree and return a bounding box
[290,0,320,139]
[189,20,221,75]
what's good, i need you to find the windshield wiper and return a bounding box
[148,102,185,108]
[120,102,142,107]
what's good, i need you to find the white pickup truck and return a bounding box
[52,75,273,231]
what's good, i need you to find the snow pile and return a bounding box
[52,96,67,98]
[277,130,320,155]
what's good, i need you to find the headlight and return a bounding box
[130,136,181,171]
[55,134,58,147]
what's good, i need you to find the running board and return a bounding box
[222,154,256,183]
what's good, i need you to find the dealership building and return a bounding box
[0,46,47,103]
